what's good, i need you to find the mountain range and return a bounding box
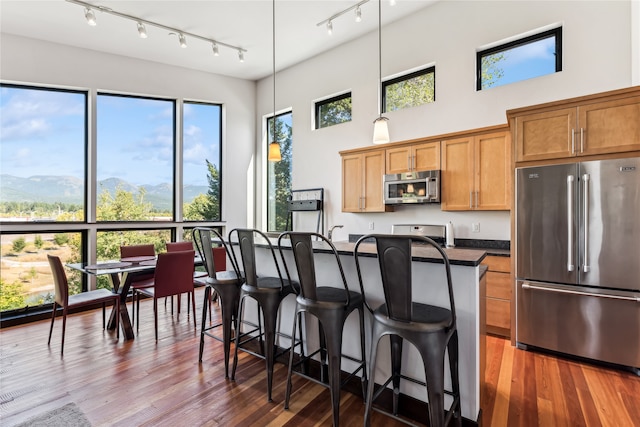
[0,175,208,211]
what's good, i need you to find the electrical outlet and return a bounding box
[472,223,480,233]
[369,222,375,230]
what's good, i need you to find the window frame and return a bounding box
[314,92,352,129]
[382,66,436,113]
[476,26,562,91]
[266,110,292,233]
[182,100,223,222]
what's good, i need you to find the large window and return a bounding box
[1,85,225,320]
[182,102,222,221]
[315,92,352,129]
[96,93,175,222]
[383,67,435,113]
[477,27,562,90]
[0,85,86,222]
[267,111,292,232]
[0,232,83,312]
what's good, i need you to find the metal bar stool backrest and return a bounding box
[278,232,350,305]
[355,234,456,326]
[229,228,285,289]
[193,227,240,279]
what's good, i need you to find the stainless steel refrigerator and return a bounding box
[515,157,640,373]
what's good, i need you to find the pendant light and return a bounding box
[267,0,282,162]
[372,0,390,144]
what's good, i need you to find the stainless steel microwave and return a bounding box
[383,170,440,204]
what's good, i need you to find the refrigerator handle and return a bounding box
[521,283,640,302]
[583,173,590,273]
[567,175,575,272]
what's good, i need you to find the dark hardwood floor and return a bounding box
[1,288,638,426]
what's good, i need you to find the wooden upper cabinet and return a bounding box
[515,107,576,162]
[341,149,389,212]
[385,141,440,174]
[441,136,474,210]
[510,88,640,163]
[442,130,511,211]
[579,96,640,156]
[476,131,511,210]
[341,153,363,213]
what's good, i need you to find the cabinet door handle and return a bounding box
[412,155,416,170]
[571,128,575,154]
[580,128,584,153]
[407,155,411,171]
[469,192,473,209]
[475,191,479,208]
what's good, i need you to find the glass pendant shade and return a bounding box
[372,117,390,144]
[268,141,281,162]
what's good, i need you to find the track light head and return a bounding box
[137,22,147,38]
[238,49,244,62]
[355,6,362,22]
[84,7,96,26]
[178,33,187,48]
[212,43,219,56]
[327,20,333,35]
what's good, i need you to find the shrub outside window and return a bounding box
[315,92,352,129]
[383,67,435,113]
[477,27,562,90]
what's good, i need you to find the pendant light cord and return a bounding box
[378,0,382,119]
[272,0,276,143]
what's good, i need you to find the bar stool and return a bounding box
[354,234,461,427]
[229,228,299,402]
[193,227,247,378]
[277,232,367,427]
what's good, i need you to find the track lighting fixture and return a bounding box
[84,7,96,26]
[327,20,333,35]
[137,22,147,38]
[355,6,362,22]
[67,0,246,60]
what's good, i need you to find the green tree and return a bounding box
[480,53,506,89]
[12,237,26,253]
[318,97,352,128]
[385,72,434,112]
[268,116,292,232]
[34,235,43,249]
[0,279,26,311]
[184,160,221,221]
[97,185,153,221]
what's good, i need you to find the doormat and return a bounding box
[12,402,91,427]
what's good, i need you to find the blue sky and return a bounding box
[1,87,221,188]
[485,36,556,88]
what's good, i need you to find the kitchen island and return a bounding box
[232,239,486,424]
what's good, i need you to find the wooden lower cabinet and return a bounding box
[483,255,511,338]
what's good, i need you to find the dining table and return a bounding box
[67,256,159,340]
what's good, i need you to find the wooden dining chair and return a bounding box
[134,250,196,340]
[47,255,120,356]
[120,244,156,323]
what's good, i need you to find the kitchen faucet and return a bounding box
[327,225,343,241]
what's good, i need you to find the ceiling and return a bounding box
[0,0,437,81]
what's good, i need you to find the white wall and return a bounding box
[255,0,636,241]
[0,33,255,232]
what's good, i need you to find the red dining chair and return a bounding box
[134,250,196,340]
[166,241,204,314]
[47,255,120,356]
[120,244,155,324]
